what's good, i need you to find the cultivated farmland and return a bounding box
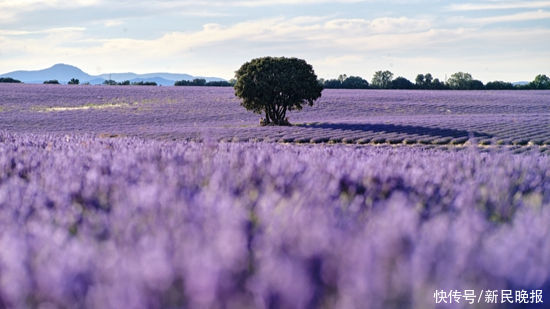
[1,84,550,149]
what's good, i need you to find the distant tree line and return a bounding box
[319,74,370,89]
[319,72,550,90]
[103,80,158,86]
[0,77,22,83]
[174,78,234,87]
[1,72,548,90]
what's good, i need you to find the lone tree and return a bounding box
[234,57,322,126]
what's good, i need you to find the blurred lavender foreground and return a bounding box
[0,132,549,308]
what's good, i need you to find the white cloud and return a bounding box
[2,15,544,62]
[449,1,550,11]
[0,27,86,36]
[0,0,101,11]
[149,0,367,7]
[0,0,102,22]
[0,12,549,81]
[464,10,550,24]
[103,20,123,27]
[227,0,366,7]
[315,55,366,70]
[0,15,434,76]
[0,0,364,18]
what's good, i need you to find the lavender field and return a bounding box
[2,84,550,148]
[1,84,550,308]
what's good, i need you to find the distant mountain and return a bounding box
[98,72,196,83]
[97,72,141,81]
[512,81,529,86]
[1,64,93,84]
[0,63,226,86]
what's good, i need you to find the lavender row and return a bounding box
[1,132,549,308]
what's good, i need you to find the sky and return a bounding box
[0,0,549,82]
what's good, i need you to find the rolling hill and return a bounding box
[0,64,226,86]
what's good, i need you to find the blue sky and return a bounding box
[0,0,549,82]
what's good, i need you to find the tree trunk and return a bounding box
[263,103,290,126]
[264,106,271,124]
[271,105,289,125]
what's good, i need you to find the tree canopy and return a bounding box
[341,76,369,89]
[321,75,369,89]
[485,81,514,90]
[174,79,232,87]
[234,57,322,126]
[415,73,433,88]
[320,71,549,90]
[0,77,21,83]
[371,70,394,89]
[391,77,414,89]
[447,72,472,89]
[444,72,485,90]
[529,74,550,89]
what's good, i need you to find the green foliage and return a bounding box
[447,72,472,89]
[175,80,189,86]
[514,83,531,90]
[43,80,60,84]
[415,73,433,88]
[424,73,433,85]
[131,81,157,86]
[447,72,485,90]
[415,73,449,89]
[234,56,322,126]
[103,79,156,86]
[338,74,347,83]
[192,78,206,86]
[485,81,514,90]
[391,77,414,89]
[68,78,79,85]
[431,78,449,90]
[205,80,232,87]
[0,77,21,83]
[175,79,231,86]
[371,70,394,89]
[469,80,485,90]
[321,79,342,89]
[415,74,424,85]
[529,74,550,89]
[342,76,369,89]
[321,75,369,89]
